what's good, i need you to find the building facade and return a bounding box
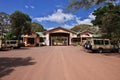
[43,27,77,46]
[23,27,96,46]
[78,30,93,45]
[23,33,40,47]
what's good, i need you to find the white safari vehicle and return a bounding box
[0,40,7,50]
[5,40,20,49]
[88,39,117,53]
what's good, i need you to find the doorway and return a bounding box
[49,33,70,46]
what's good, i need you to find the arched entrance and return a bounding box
[49,33,70,46]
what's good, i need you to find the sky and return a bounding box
[0,0,113,30]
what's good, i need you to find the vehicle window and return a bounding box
[87,40,91,44]
[11,41,17,44]
[105,40,109,45]
[110,41,114,45]
[94,40,104,45]
[7,42,9,44]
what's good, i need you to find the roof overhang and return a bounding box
[43,27,76,34]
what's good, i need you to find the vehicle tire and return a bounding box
[11,46,14,50]
[92,50,95,53]
[98,48,103,53]
[17,46,20,49]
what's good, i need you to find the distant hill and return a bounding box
[0,12,8,16]
[71,24,99,33]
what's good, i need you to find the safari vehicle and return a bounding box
[88,38,117,53]
[5,40,21,49]
[0,40,7,50]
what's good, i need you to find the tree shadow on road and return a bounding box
[0,57,36,78]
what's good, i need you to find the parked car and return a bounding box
[0,40,7,50]
[88,38,118,53]
[5,40,21,49]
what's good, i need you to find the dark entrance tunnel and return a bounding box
[49,33,70,46]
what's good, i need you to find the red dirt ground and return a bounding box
[0,46,120,80]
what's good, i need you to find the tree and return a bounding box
[67,0,117,10]
[10,11,31,41]
[4,32,16,40]
[92,4,120,40]
[0,12,11,34]
[31,22,46,32]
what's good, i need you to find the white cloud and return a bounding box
[47,27,55,30]
[34,9,75,23]
[89,13,95,20]
[30,6,35,9]
[62,24,75,29]
[25,5,29,9]
[75,17,93,25]
[34,9,96,30]
[75,13,95,25]
[25,5,35,9]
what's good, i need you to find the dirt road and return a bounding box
[0,46,120,80]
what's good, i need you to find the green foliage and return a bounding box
[67,0,117,11]
[0,12,11,33]
[10,11,31,41]
[75,42,80,45]
[92,4,120,40]
[4,32,16,40]
[92,3,118,26]
[31,22,46,32]
[4,32,12,40]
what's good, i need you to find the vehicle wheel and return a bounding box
[92,50,95,53]
[98,48,103,53]
[11,46,14,50]
[17,46,20,49]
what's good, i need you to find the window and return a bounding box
[27,38,34,44]
[7,42,9,44]
[87,40,91,44]
[105,40,109,45]
[94,40,104,45]
[11,41,17,44]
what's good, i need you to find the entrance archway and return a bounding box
[49,33,70,46]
